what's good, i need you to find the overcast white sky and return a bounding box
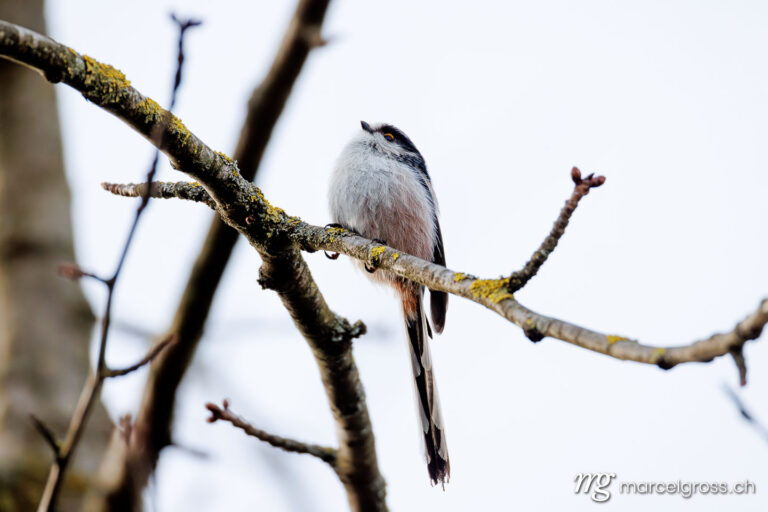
[45,1,768,510]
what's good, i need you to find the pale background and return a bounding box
[45,1,767,510]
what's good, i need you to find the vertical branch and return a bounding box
[35,17,199,512]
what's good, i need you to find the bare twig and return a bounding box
[101,181,216,209]
[29,415,60,460]
[57,262,107,284]
[507,167,605,291]
[31,17,198,511]
[168,14,202,112]
[723,385,768,443]
[205,400,337,467]
[103,335,176,378]
[729,346,748,386]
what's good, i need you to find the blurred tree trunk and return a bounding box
[0,0,112,510]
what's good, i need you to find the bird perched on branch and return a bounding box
[328,121,450,485]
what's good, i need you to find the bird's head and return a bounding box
[357,120,425,164]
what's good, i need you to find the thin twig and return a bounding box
[103,335,176,378]
[34,17,199,512]
[723,385,768,443]
[507,167,605,292]
[57,263,107,284]
[205,400,337,467]
[168,15,202,112]
[101,181,216,209]
[29,415,60,460]
[729,346,748,386]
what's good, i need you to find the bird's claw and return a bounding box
[324,223,345,260]
[365,239,388,273]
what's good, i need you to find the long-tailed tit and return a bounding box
[328,121,449,485]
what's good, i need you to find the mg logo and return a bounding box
[574,472,616,503]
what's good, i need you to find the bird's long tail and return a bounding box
[403,290,450,486]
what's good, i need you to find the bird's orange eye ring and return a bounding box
[383,133,394,141]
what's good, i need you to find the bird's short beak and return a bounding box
[360,120,373,133]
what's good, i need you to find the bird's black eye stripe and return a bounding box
[378,124,420,155]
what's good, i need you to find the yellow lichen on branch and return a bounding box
[250,186,285,224]
[470,277,514,303]
[169,115,192,145]
[217,151,234,163]
[325,226,346,243]
[137,97,162,124]
[82,55,131,104]
[370,245,386,265]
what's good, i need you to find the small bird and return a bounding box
[328,121,449,485]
